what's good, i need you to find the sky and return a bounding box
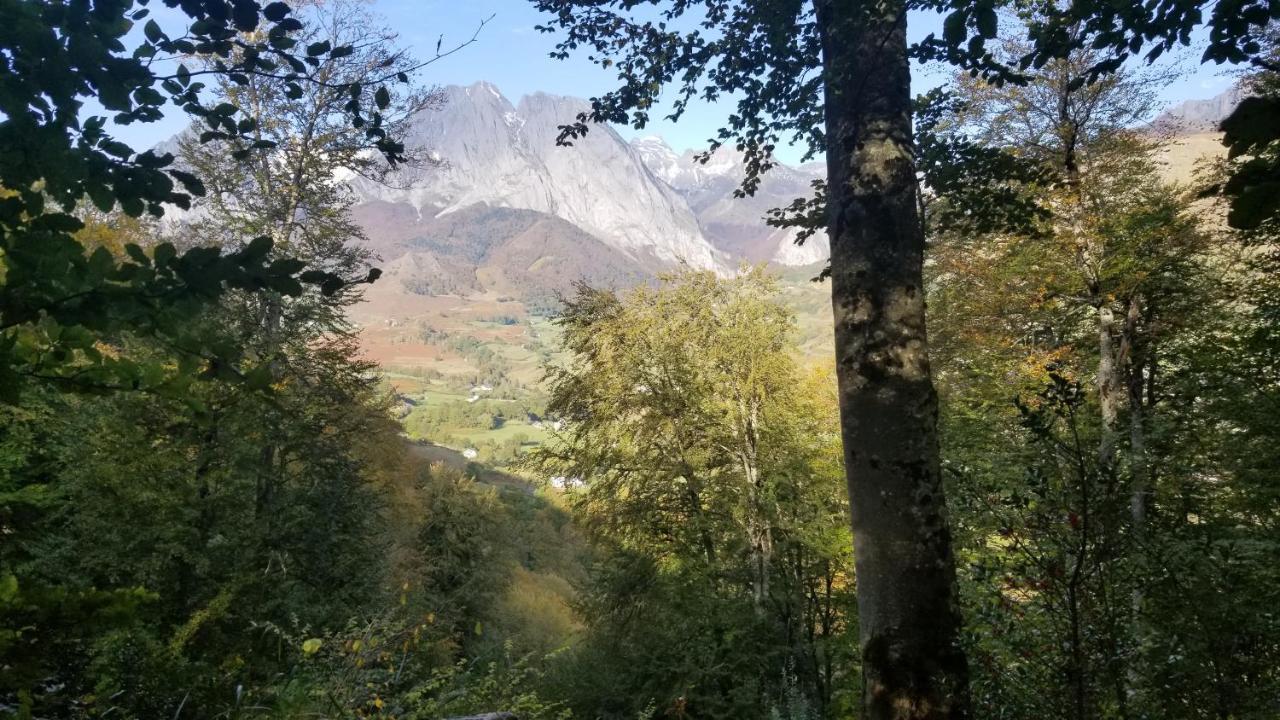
[111,0,1240,165]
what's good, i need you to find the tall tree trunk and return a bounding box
[1097,303,1121,469]
[814,2,970,717]
[1123,296,1149,535]
[1123,294,1149,708]
[740,394,771,613]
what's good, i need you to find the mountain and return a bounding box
[1152,84,1244,132]
[340,81,1229,388]
[347,82,724,273]
[630,136,830,266]
[344,81,834,308]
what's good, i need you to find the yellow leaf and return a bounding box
[302,638,322,655]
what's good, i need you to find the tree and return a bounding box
[0,0,478,400]
[533,269,858,718]
[923,23,1279,717]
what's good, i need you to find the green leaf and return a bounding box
[125,244,150,266]
[302,638,323,655]
[144,19,164,43]
[37,213,83,232]
[0,575,18,604]
[1222,96,1280,157]
[263,1,291,22]
[153,242,177,267]
[272,276,304,297]
[976,6,997,39]
[269,257,307,276]
[943,10,967,45]
[88,246,114,275]
[169,169,206,197]
[244,363,274,390]
[320,276,345,296]
[244,236,274,261]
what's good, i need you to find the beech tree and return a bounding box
[535,269,858,717]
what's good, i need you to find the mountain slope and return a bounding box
[356,201,652,302]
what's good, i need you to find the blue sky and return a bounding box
[112,0,1238,164]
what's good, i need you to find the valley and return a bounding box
[345,80,1235,467]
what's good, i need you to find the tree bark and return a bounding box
[739,393,772,613]
[1097,303,1121,469]
[1123,294,1150,708]
[814,2,970,718]
[1123,295,1149,535]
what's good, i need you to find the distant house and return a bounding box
[550,420,564,432]
[467,395,480,403]
[550,475,583,490]
[462,448,478,460]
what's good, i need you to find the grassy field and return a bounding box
[452,422,550,446]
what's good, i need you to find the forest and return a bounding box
[1,1,1278,719]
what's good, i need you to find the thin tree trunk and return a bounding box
[1097,303,1121,469]
[815,2,969,717]
[1123,294,1149,708]
[1124,296,1149,535]
[740,394,771,613]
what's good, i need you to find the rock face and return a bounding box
[163,80,1237,308]
[347,82,724,272]
[1152,84,1245,133]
